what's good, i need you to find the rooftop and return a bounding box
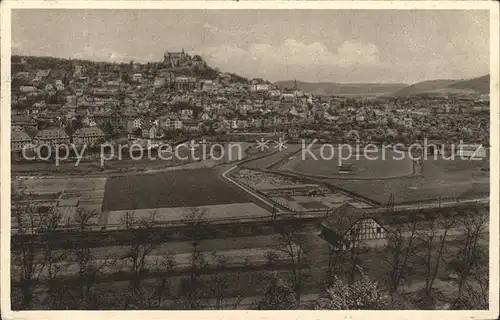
[320,203,369,236]
[35,128,69,139]
[73,127,105,137]
[11,129,32,142]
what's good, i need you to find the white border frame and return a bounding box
[1,2,498,319]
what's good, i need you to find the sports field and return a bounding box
[327,158,489,204]
[101,168,265,212]
[281,146,414,178]
[273,145,489,205]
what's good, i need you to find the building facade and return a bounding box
[72,127,105,146]
[11,129,32,152]
[34,128,70,146]
[320,204,389,249]
[164,49,188,68]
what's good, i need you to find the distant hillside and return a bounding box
[275,81,407,96]
[11,55,247,83]
[389,74,489,97]
[389,79,458,97]
[448,74,489,94]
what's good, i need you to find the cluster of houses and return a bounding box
[11,126,105,151]
[10,51,490,154]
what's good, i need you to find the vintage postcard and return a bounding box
[1,1,499,319]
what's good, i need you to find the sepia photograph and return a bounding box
[1,1,499,318]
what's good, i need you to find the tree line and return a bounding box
[11,195,488,310]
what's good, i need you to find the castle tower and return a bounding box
[163,51,169,64]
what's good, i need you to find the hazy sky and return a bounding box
[12,9,489,84]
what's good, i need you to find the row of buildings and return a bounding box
[11,51,490,154]
[11,127,105,151]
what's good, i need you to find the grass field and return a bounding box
[104,203,271,225]
[327,158,489,204]
[276,145,489,204]
[11,233,287,273]
[101,168,262,211]
[282,146,414,178]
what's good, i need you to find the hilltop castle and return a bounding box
[164,49,205,69]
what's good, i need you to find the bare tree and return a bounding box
[270,217,306,301]
[209,252,230,309]
[453,208,488,299]
[384,220,419,298]
[321,210,364,286]
[119,210,159,292]
[182,207,210,247]
[42,211,68,309]
[68,208,116,307]
[265,250,280,268]
[325,244,348,287]
[143,253,176,309]
[417,213,455,299]
[11,197,61,309]
[471,259,489,308]
[453,252,488,310]
[72,208,99,298]
[207,251,248,309]
[180,207,210,309]
[346,225,363,285]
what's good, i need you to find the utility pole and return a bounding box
[386,193,395,212]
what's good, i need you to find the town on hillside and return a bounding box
[10,52,490,161]
[8,10,492,312]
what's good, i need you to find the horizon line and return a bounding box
[11,53,489,86]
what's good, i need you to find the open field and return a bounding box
[327,177,488,205]
[101,168,264,212]
[280,146,414,178]
[326,160,488,205]
[12,246,295,280]
[105,203,271,225]
[276,146,489,204]
[423,157,489,177]
[11,234,282,263]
